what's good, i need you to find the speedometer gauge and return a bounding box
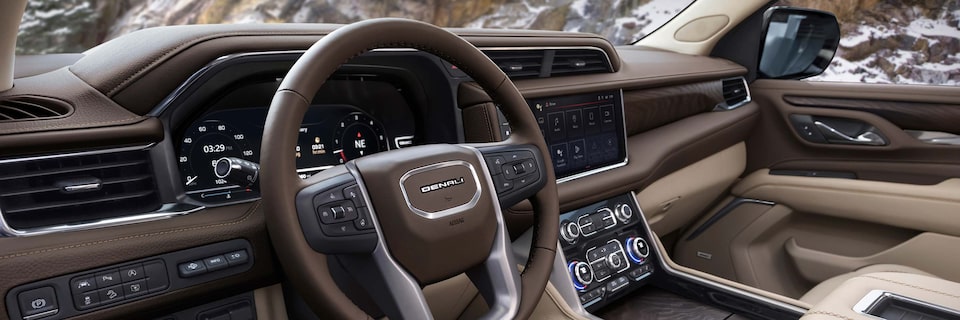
[178,120,257,202]
[333,112,389,163]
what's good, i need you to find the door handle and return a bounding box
[814,121,887,145]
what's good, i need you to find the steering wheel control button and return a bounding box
[314,188,345,206]
[225,250,249,266]
[493,175,513,192]
[98,285,124,304]
[343,185,363,204]
[17,286,58,319]
[485,156,505,175]
[95,270,121,288]
[119,264,145,282]
[203,255,229,272]
[321,221,360,237]
[178,260,207,278]
[74,291,99,309]
[355,207,374,230]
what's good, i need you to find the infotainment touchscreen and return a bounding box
[527,90,627,181]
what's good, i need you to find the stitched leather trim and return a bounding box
[0,201,260,260]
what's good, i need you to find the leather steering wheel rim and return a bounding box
[260,18,559,319]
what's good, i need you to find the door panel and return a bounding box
[672,79,960,300]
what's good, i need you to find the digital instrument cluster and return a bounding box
[176,80,418,204]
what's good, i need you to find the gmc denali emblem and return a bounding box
[420,177,465,194]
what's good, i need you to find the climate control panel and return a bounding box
[559,193,656,312]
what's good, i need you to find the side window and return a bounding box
[777,0,960,85]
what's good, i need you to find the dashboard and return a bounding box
[0,22,769,320]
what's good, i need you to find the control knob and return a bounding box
[568,261,593,290]
[559,221,581,243]
[625,237,650,264]
[615,203,633,223]
[607,252,625,270]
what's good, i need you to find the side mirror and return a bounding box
[758,7,840,80]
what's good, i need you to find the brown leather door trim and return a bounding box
[784,95,960,135]
[746,80,960,185]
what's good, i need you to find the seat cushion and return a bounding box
[799,264,936,304]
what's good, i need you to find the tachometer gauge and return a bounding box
[333,112,388,163]
[177,120,258,202]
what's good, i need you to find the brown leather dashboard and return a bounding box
[0,25,748,319]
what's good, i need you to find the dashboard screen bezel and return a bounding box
[526,89,628,183]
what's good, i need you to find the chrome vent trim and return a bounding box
[0,144,203,237]
[716,77,751,111]
[0,96,72,122]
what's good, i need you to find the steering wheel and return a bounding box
[260,18,559,319]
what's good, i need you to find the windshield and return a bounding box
[16,0,695,54]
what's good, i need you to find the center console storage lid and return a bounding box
[801,272,960,320]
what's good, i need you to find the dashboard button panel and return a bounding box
[6,239,252,320]
[559,193,657,312]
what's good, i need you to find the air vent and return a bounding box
[0,150,161,232]
[717,77,751,110]
[483,49,545,78]
[0,96,72,122]
[482,48,612,79]
[549,49,612,76]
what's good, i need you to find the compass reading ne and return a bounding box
[333,112,388,163]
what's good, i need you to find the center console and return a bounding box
[558,193,657,312]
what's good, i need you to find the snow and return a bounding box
[632,0,692,36]
[906,17,960,39]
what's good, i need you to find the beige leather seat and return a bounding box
[799,264,936,304]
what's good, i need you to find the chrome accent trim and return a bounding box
[905,130,960,146]
[0,144,154,164]
[394,135,415,149]
[63,183,101,192]
[852,290,886,319]
[479,46,615,73]
[344,162,434,320]
[627,192,809,315]
[550,241,603,320]
[0,203,204,237]
[557,88,629,184]
[853,290,960,319]
[0,143,201,237]
[23,308,58,320]
[715,77,752,111]
[296,165,335,173]
[398,160,482,220]
[463,146,522,320]
[815,121,886,145]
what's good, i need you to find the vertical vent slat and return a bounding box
[0,150,161,231]
[717,77,751,110]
